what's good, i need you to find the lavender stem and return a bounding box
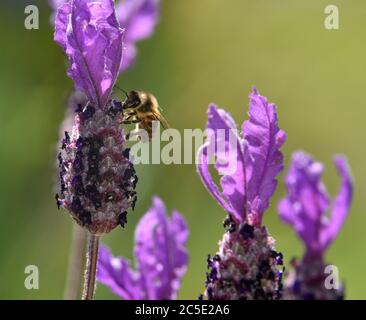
[64,224,88,300]
[82,234,100,300]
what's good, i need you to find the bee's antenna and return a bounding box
[115,85,129,99]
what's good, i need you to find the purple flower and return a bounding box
[54,0,124,108]
[97,197,189,299]
[278,152,353,256]
[51,0,160,72]
[197,87,286,226]
[54,0,137,234]
[50,0,66,10]
[197,88,286,300]
[278,151,353,300]
[116,0,160,71]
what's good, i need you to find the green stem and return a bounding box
[82,234,100,300]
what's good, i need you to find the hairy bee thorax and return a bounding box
[120,90,167,140]
[56,99,138,235]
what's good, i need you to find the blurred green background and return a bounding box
[0,0,365,299]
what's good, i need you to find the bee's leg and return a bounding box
[121,110,136,123]
[123,110,136,116]
[121,113,139,123]
[122,119,141,124]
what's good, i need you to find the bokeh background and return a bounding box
[0,0,365,299]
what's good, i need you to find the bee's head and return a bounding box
[123,90,144,109]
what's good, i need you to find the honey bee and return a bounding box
[121,90,169,140]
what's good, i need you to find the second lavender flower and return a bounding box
[197,88,286,300]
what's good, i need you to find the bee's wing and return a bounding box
[152,111,170,129]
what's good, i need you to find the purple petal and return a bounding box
[97,244,141,300]
[277,198,297,226]
[54,1,71,49]
[117,0,159,42]
[197,89,286,225]
[49,0,66,10]
[171,211,189,245]
[243,88,286,223]
[134,197,189,299]
[54,0,124,107]
[197,104,248,223]
[278,151,330,253]
[116,0,160,70]
[169,211,190,294]
[120,43,137,72]
[278,151,353,255]
[321,156,353,250]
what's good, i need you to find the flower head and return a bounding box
[56,100,137,234]
[278,151,353,299]
[97,197,189,299]
[197,88,286,300]
[51,0,160,72]
[54,0,124,108]
[204,223,284,300]
[54,0,137,234]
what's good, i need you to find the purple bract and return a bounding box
[54,0,124,108]
[197,87,286,226]
[278,151,353,257]
[97,197,189,299]
[278,151,353,300]
[51,0,160,72]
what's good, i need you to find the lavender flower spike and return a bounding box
[278,151,353,300]
[97,197,189,299]
[55,0,137,234]
[197,88,286,300]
